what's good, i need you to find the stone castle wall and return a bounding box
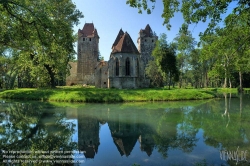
[66,62,77,86]
[95,61,108,88]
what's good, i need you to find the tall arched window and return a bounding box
[115,58,119,76]
[125,57,130,76]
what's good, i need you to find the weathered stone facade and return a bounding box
[137,24,158,69]
[66,23,157,89]
[108,52,147,89]
[94,61,108,88]
[78,110,100,159]
[77,23,99,85]
[66,62,77,86]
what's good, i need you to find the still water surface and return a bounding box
[1,94,250,166]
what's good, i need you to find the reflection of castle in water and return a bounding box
[78,112,100,158]
[77,108,157,158]
[138,130,155,156]
[108,112,140,157]
[108,110,156,157]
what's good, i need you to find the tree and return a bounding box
[174,24,196,88]
[146,60,165,87]
[152,33,179,89]
[198,10,250,90]
[189,49,202,88]
[0,0,83,88]
[126,0,250,33]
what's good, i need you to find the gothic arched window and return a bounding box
[115,58,119,76]
[125,57,130,76]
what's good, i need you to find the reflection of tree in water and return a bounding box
[187,95,250,164]
[153,108,198,158]
[0,101,77,165]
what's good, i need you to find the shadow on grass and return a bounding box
[77,90,124,103]
[200,90,218,97]
[0,89,55,101]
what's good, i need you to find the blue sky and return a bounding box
[72,0,209,60]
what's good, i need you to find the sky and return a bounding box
[71,0,209,61]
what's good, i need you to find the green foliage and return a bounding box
[127,0,250,89]
[0,102,77,160]
[174,24,196,88]
[0,87,232,103]
[151,33,179,89]
[126,0,250,34]
[145,60,164,87]
[199,10,250,89]
[0,0,83,88]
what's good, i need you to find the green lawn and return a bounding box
[0,86,241,103]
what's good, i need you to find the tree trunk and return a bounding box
[223,67,227,88]
[179,75,182,88]
[223,77,227,88]
[44,64,56,88]
[179,65,183,88]
[204,71,208,88]
[240,92,242,117]
[238,71,243,93]
[229,78,232,88]
[169,73,171,90]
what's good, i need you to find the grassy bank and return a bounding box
[0,87,239,103]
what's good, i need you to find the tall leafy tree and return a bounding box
[152,33,179,89]
[198,10,250,90]
[145,60,165,87]
[189,49,202,88]
[0,0,83,88]
[174,24,196,88]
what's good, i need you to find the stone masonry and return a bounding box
[137,24,158,69]
[77,23,99,85]
[66,23,157,88]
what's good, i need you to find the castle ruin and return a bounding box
[66,23,157,88]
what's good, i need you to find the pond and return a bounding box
[1,93,250,166]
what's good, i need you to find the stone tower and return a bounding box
[137,24,158,69]
[77,23,99,85]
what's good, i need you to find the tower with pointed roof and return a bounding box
[77,23,99,84]
[137,24,158,69]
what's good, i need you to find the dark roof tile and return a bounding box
[141,24,153,37]
[112,31,139,54]
[78,23,99,38]
[112,29,124,49]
